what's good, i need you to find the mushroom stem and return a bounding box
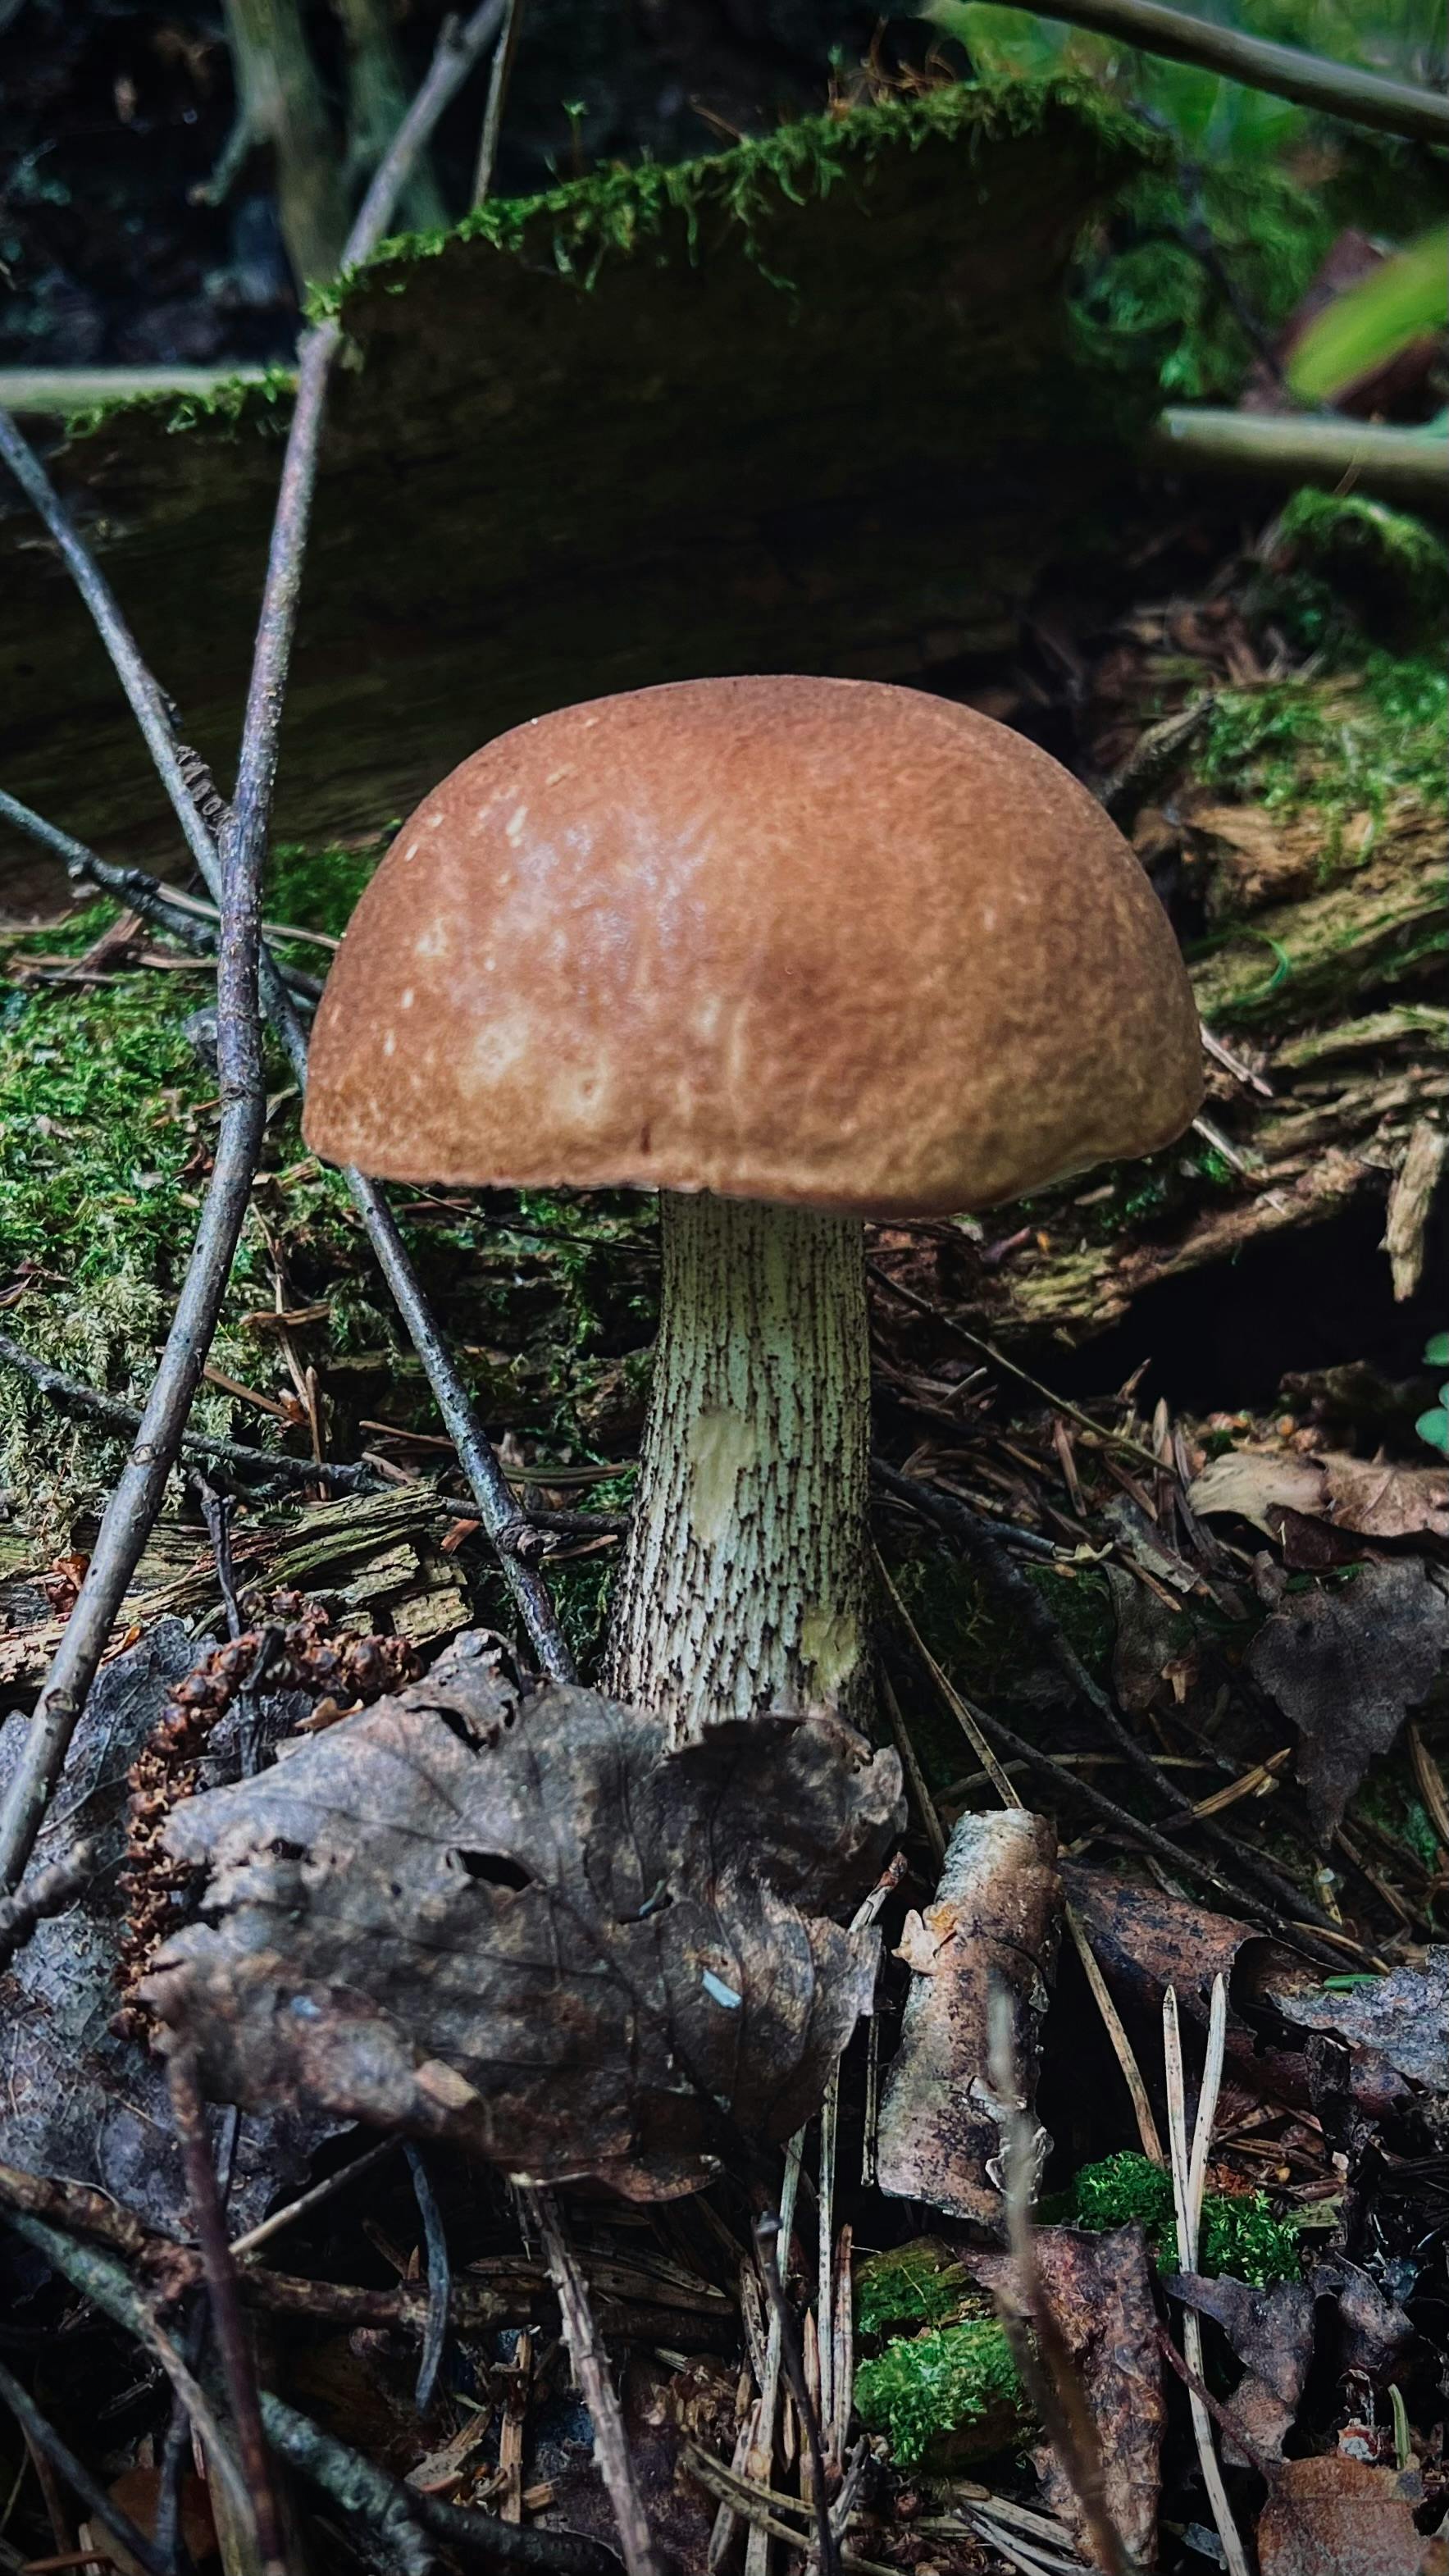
[603,1192,872,1742]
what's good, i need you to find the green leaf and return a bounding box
[1417,1405,1449,1456]
[1287,226,1449,405]
[1424,1333,1449,1367]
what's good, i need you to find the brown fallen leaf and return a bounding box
[876,1808,1059,2231]
[1061,1866,1418,2127]
[1320,1456,1449,1543]
[144,1634,904,2198]
[1256,2454,1442,2576]
[1246,1562,1449,1843]
[979,2225,1163,2567]
[1188,1448,1449,1543]
[1163,2271,1315,2460]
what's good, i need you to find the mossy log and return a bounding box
[0,80,1158,866]
[893,654,1448,1358]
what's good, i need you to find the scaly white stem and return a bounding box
[603,1194,871,1742]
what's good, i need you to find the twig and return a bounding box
[518,2187,661,2576]
[0,547,571,1684]
[403,2145,450,2413]
[866,1277,1162,1470]
[0,2359,171,2576]
[1062,1904,1164,2166]
[683,2448,904,2576]
[472,0,525,201]
[944,0,1449,141]
[1149,408,1449,510]
[229,2139,399,2260]
[1099,700,1214,828]
[0,1842,93,1976]
[168,2045,292,2576]
[0,790,326,987]
[0,1334,375,1495]
[1162,1981,1251,2576]
[3,2211,253,2532]
[986,1988,1133,2576]
[754,2214,839,2576]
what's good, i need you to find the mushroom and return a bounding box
[303,675,1202,1742]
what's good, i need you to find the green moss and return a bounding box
[318,74,1157,316]
[267,837,391,941]
[853,2317,1031,2469]
[855,2240,977,2338]
[0,946,271,1531]
[1251,491,1449,655]
[1078,161,1333,401]
[1197,651,1447,832]
[1069,2151,1301,2286]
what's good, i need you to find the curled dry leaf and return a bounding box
[877,1809,1059,2231]
[1246,1562,1449,1841]
[1256,2455,1443,2576]
[144,1634,904,2198]
[1061,1866,1423,2127]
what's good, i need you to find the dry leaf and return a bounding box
[145,1634,904,2198]
[1277,1957,1449,2102]
[1319,1456,1449,1543]
[1189,1448,1449,1543]
[1257,2455,1440,2576]
[1247,1563,1449,1841]
[1164,2272,1315,2459]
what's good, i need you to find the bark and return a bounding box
[876,1808,1060,2231]
[602,1195,872,1743]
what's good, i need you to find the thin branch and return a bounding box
[0,1332,375,1493]
[0,0,556,1890]
[519,2186,662,2576]
[169,2045,293,2576]
[472,0,525,202]
[754,2212,839,2576]
[4,2210,253,2533]
[403,2145,450,2413]
[873,1458,1349,1942]
[949,0,1449,142]
[0,433,571,1680]
[0,1840,93,1976]
[0,2358,172,2576]
[1150,408,1449,510]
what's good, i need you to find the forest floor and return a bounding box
[1,431,1447,2575]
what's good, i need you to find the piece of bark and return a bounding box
[877,1809,1059,2230]
[981,2225,1164,2569]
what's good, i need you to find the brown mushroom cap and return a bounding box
[303,676,1202,1216]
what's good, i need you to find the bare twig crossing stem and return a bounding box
[986,1988,1133,2576]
